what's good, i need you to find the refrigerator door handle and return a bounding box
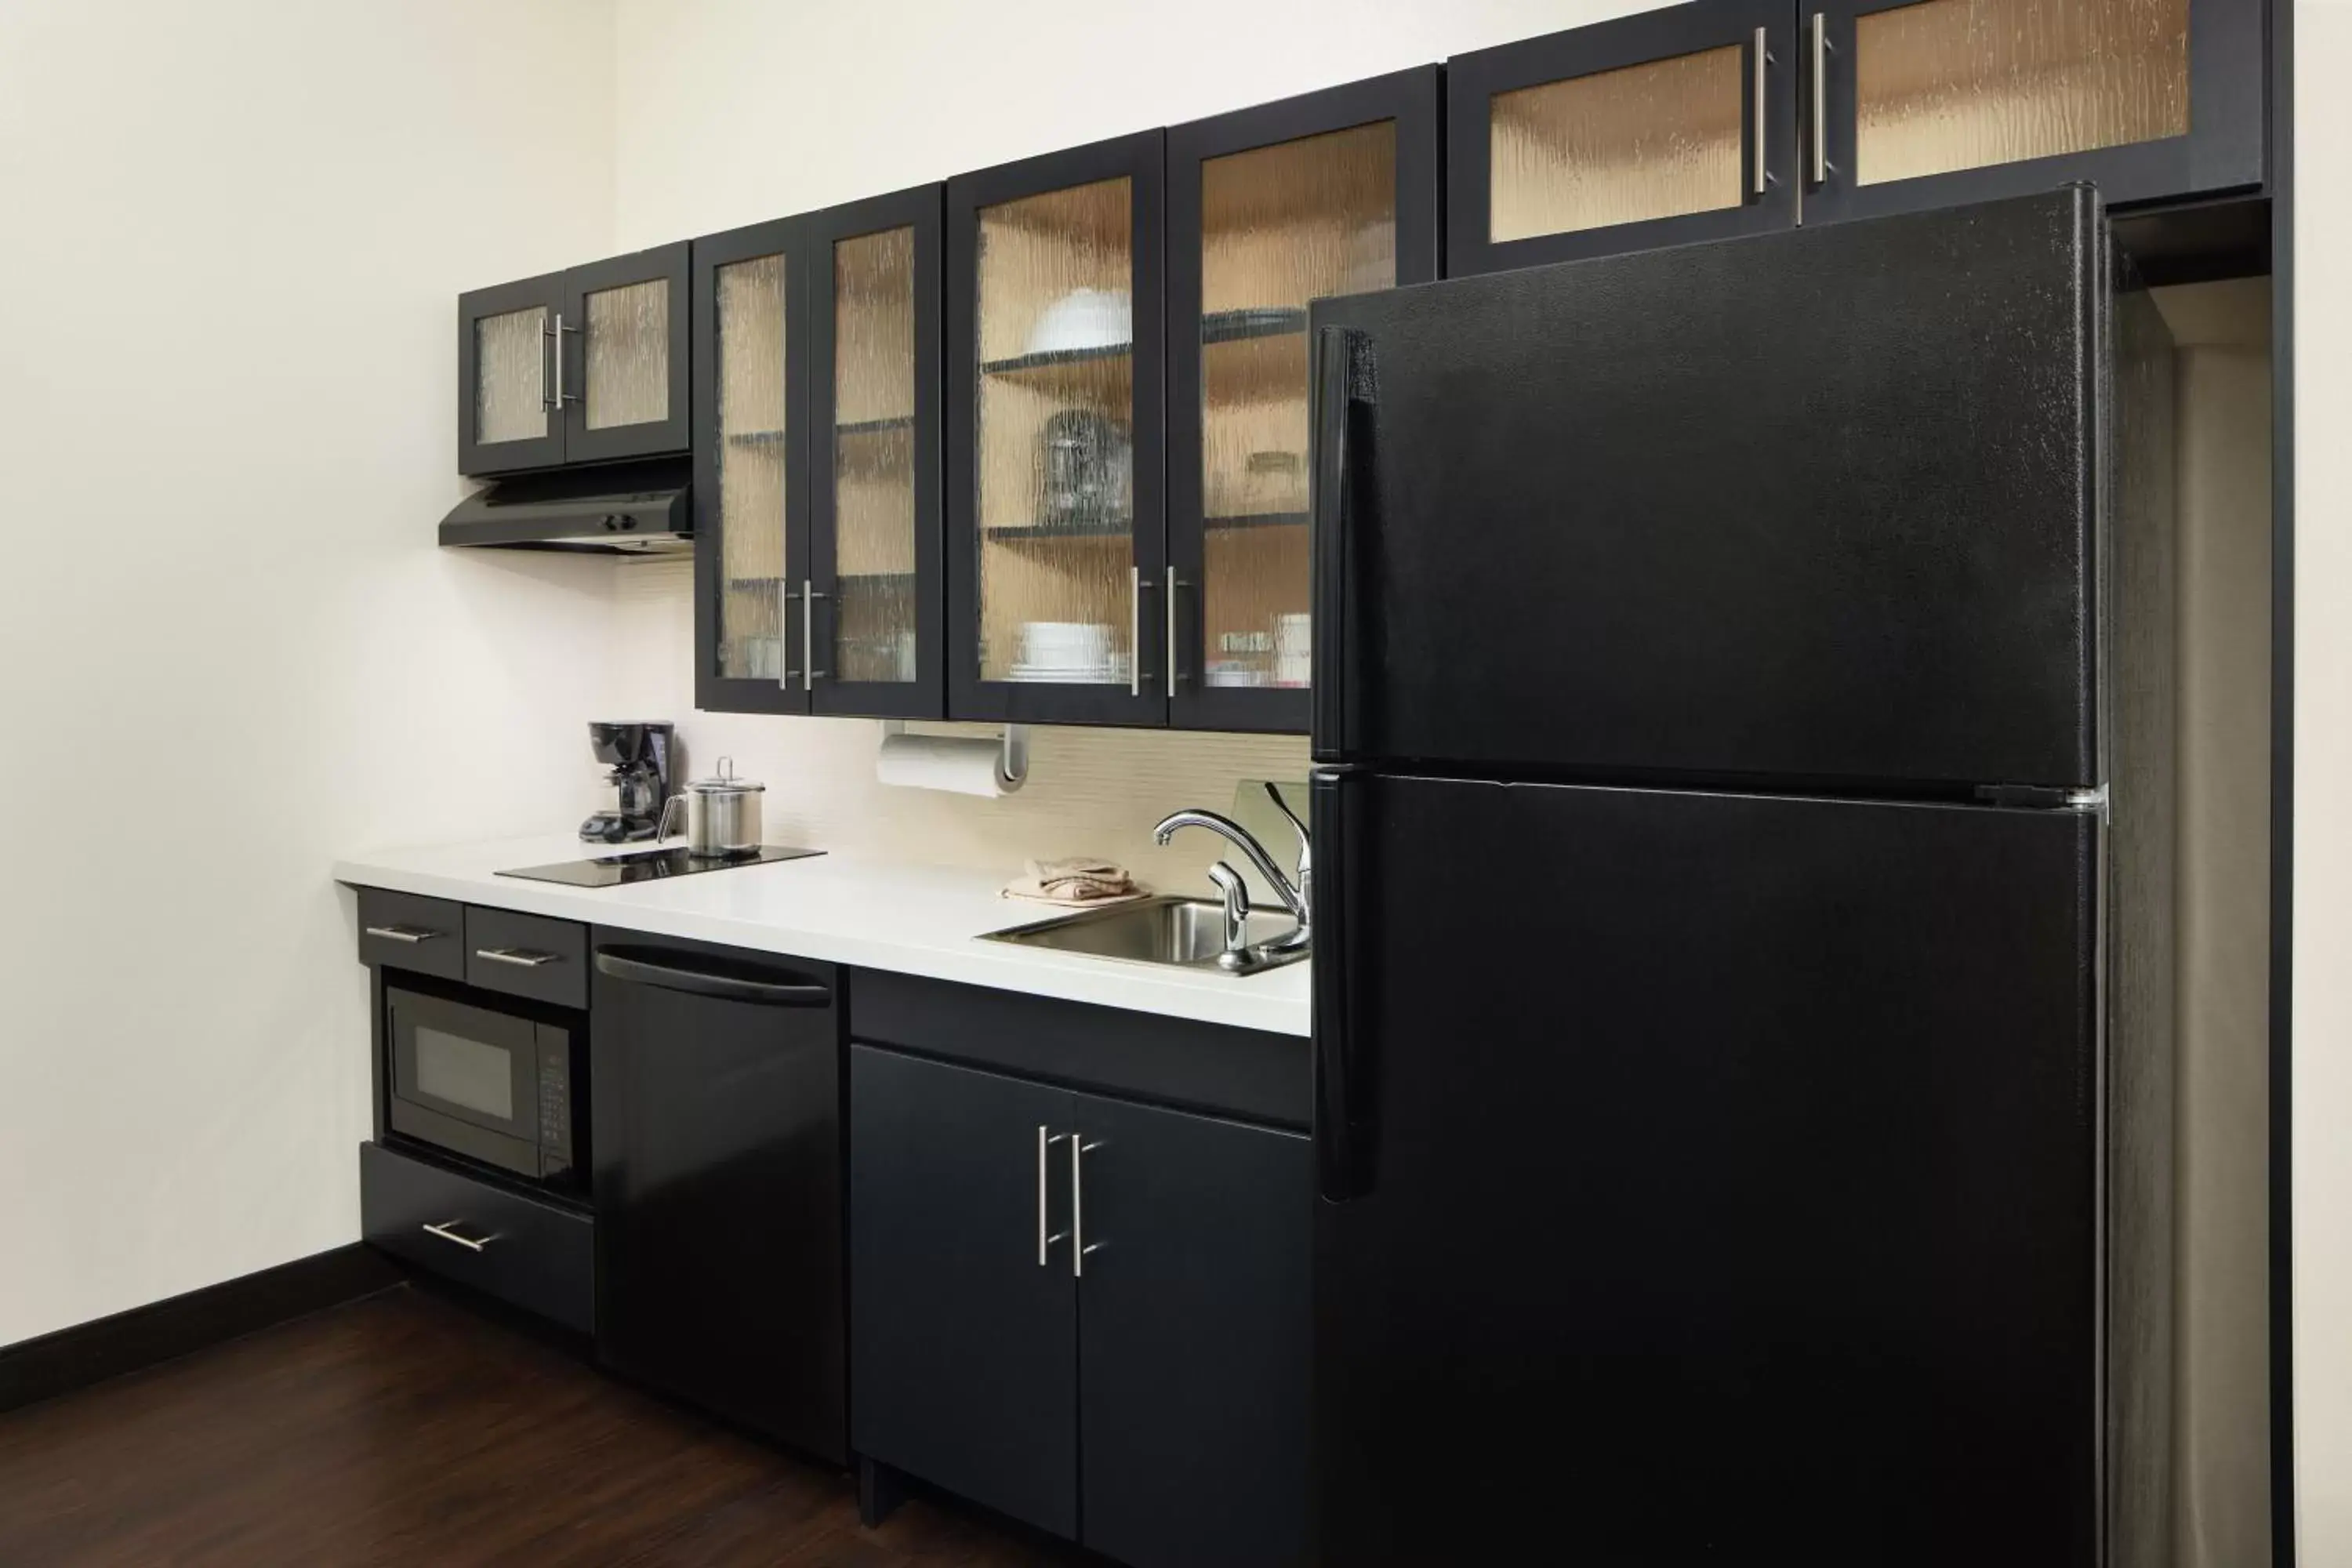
[1312,768,1375,1200]
[1312,328,1368,756]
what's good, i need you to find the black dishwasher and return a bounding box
[590,930,846,1462]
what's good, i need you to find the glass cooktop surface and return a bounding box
[497,844,824,887]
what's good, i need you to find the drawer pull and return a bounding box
[476,947,559,968]
[421,1219,494,1254]
[365,924,442,944]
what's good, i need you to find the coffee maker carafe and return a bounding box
[581,722,676,843]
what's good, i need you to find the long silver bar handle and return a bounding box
[1809,13,1828,188]
[804,579,829,688]
[1073,1138,1105,1277]
[541,318,558,412]
[552,311,567,409]
[1036,1127,1072,1265]
[364,924,441,944]
[475,947,558,968]
[1165,572,1183,698]
[1753,27,1769,197]
[1129,566,1143,697]
[422,1221,489,1254]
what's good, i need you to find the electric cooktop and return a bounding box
[497,844,824,888]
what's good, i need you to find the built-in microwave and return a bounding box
[385,982,585,1189]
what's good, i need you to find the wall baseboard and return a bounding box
[0,1244,405,1415]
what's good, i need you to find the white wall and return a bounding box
[2296,2,2352,1560]
[0,0,622,1348]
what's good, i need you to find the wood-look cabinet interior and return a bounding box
[459,0,2267,735]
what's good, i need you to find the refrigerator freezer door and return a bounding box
[1311,187,2102,790]
[1312,772,2101,1564]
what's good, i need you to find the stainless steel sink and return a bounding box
[981,896,1307,974]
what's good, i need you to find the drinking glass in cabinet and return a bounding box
[585,278,671,430]
[1850,0,2188,187]
[1490,45,1744,241]
[833,226,920,685]
[716,254,787,683]
[974,177,1136,687]
[1198,122,1394,688]
[474,307,549,446]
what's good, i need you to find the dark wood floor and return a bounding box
[0,1284,1073,1566]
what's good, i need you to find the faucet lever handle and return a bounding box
[1263,781,1309,869]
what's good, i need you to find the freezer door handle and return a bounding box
[1312,768,1376,1200]
[1312,328,1368,756]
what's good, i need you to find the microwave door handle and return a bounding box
[593,950,832,1007]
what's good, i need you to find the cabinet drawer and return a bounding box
[361,1141,593,1332]
[355,888,466,980]
[464,907,586,1008]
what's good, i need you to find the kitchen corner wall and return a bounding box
[602,0,1640,887]
[0,1,623,1350]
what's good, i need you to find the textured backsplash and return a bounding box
[607,559,1311,893]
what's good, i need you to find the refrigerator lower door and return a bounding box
[1310,187,2105,790]
[1312,772,2102,1565]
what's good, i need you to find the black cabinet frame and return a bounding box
[1801,0,2266,226]
[808,184,947,720]
[562,241,694,466]
[456,271,567,476]
[1446,0,1798,276]
[1167,67,1442,735]
[691,213,815,717]
[946,130,1168,727]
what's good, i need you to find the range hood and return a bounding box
[437,457,691,557]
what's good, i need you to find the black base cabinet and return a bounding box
[848,1043,1310,1567]
[359,1141,594,1334]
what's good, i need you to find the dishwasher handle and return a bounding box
[594,949,833,1007]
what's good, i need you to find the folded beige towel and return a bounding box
[1002,857,1148,908]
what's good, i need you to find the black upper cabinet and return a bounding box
[1447,0,1798,277]
[458,244,691,477]
[947,131,1168,728]
[809,187,947,720]
[1801,0,2264,226]
[1166,68,1442,735]
[691,212,813,715]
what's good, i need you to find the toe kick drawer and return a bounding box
[361,1141,593,1333]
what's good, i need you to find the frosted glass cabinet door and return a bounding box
[457,272,565,475]
[809,187,946,720]
[691,216,811,717]
[1167,68,1441,734]
[1804,0,2264,223]
[1446,0,1795,277]
[564,241,692,465]
[946,132,1167,727]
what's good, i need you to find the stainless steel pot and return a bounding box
[658,757,765,857]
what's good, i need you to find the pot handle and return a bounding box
[656,794,685,844]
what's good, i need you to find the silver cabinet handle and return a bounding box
[1809,13,1828,188]
[541,317,558,412]
[1129,566,1143,697]
[1036,1126,1071,1266]
[1072,1138,1105,1277]
[476,947,558,968]
[804,579,829,688]
[365,924,441,944]
[1753,27,1769,197]
[1165,571,1184,697]
[554,311,580,406]
[421,1220,491,1254]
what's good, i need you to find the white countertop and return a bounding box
[334,837,1311,1037]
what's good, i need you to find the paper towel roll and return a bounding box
[877,731,1020,797]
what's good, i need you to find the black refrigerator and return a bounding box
[1306,190,2176,1567]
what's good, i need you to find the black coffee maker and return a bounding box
[582,722,676,843]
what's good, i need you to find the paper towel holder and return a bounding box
[879,720,1030,793]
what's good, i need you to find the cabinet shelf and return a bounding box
[1205,510,1308,532]
[1200,307,1307,344]
[837,415,915,436]
[727,429,790,447]
[984,519,1134,542]
[981,342,1134,377]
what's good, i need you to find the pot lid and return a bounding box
[685,756,764,794]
